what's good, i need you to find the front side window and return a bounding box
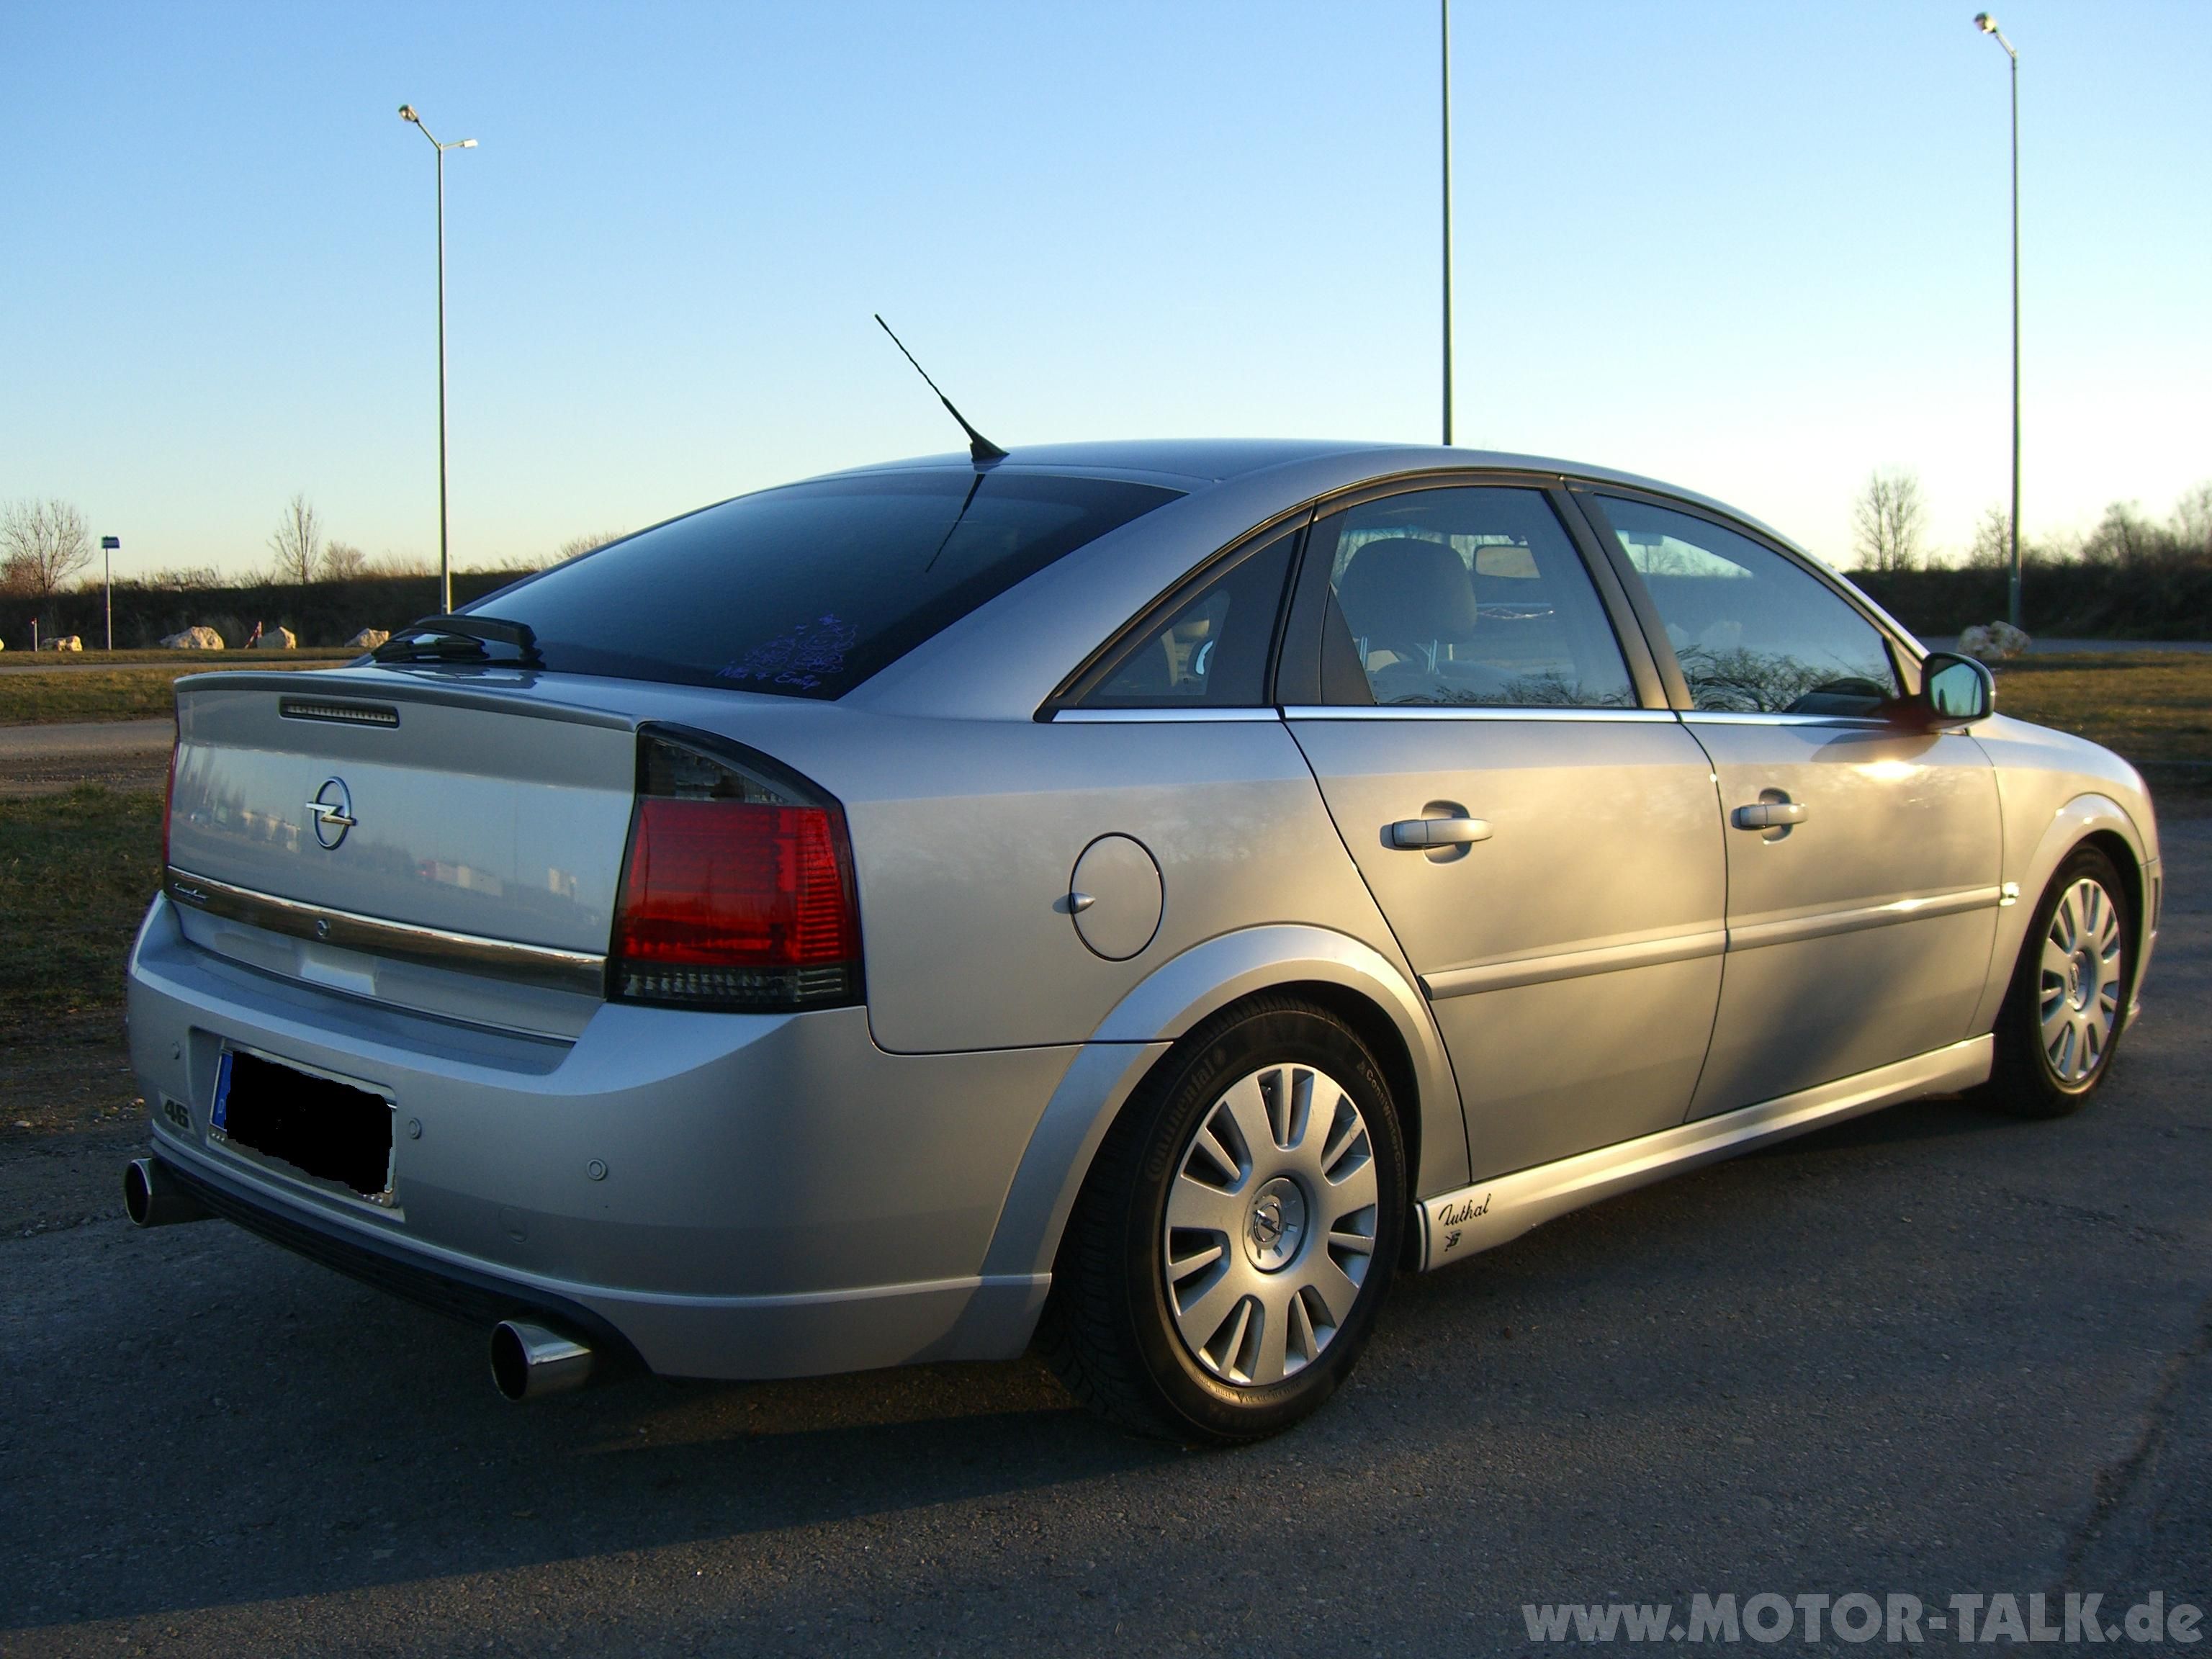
[1594,497,1899,714]
[1316,487,1635,708]
[1081,527,1299,708]
[467,471,1182,700]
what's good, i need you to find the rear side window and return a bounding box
[1078,526,1300,709]
[1316,487,1635,708]
[1593,496,1900,714]
[475,472,1182,699]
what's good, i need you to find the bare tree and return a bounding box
[1966,505,2012,572]
[556,529,624,562]
[1850,469,1927,572]
[268,493,323,585]
[1,498,94,600]
[322,540,370,580]
[2170,482,2212,558]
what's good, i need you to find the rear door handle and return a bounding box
[1732,801,1808,830]
[1389,817,1493,849]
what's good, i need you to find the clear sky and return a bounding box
[3,1,2206,579]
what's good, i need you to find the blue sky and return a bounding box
[3,1,2206,579]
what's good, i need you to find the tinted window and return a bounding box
[1081,528,1298,709]
[475,472,1182,699]
[1596,497,1899,714]
[1316,487,1634,707]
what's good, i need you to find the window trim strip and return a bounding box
[1280,704,1681,724]
[1049,707,1285,724]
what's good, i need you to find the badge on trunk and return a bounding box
[306,777,357,850]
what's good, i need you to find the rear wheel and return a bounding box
[1979,845,2134,1118]
[1039,997,1406,1444]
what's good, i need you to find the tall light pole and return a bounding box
[398,104,477,617]
[101,535,120,651]
[1974,14,2021,630]
[1440,0,1455,446]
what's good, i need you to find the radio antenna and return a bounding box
[874,314,1007,465]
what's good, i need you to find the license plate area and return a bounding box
[212,1049,395,1205]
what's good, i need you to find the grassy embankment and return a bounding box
[0,655,351,724]
[1991,652,2212,770]
[0,786,163,1028]
[0,654,2204,1025]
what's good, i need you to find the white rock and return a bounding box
[161,626,226,650]
[1959,621,2030,662]
[253,626,297,650]
[343,628,391,650]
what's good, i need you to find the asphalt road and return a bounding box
[3,817,2207,1658]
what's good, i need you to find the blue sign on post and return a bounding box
[100,537,120,649]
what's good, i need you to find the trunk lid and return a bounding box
[168,672,637,966]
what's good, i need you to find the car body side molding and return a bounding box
[1416,1034,1994,1271]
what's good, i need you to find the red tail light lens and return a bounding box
[611,730,862,1010]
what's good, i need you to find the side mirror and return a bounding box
[1912,652,1995,727]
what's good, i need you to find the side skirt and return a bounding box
[1416,1035,1993,1271]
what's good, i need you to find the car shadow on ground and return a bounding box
[4,1228,1191,1630]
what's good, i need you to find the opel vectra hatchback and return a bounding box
[125,441,2160,1441]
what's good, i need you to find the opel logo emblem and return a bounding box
[305,778,356,850]
[1251,1196,1285,1248]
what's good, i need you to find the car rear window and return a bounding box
[475,470,1183,699]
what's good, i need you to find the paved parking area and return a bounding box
[2,819,2206,1658]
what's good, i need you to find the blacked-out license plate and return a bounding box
[212,1050,394,1201]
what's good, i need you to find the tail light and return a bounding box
[610,728,862,1011]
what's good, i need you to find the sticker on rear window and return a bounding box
[719,613,859,691]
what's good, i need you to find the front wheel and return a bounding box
[1979,845,2134,1119]
[1039,997,1406,1444]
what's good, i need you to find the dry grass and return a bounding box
[0,786,163,1025]
[1992,652,2212,767]
[0,660,346,724]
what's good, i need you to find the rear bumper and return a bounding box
[125,894,1075,1379]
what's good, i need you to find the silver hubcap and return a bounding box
[1163,1064,1379,1387]
[2038,877,2123,1084]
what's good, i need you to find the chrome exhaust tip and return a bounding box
[123,1157,210,1228]
[490,1319,595,1401]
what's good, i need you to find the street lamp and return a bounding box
[398,104,477,616]
[100,535,120,651]
[1974,13,2021,631]
[1440,0,1454,446]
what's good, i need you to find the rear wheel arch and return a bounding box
[981,930,1465,1294]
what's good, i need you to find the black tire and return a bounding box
[1038,995,1406,1444]
[1978,844,2135,1120]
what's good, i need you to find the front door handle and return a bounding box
[1732,800,1808,830]
[1389,816,1493,849]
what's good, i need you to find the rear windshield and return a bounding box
[475,470,1183,699]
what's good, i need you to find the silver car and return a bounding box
[123,441,2160,1442]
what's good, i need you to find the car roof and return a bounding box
[824,438,1816,561]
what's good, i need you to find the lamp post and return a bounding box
[101,535,120,651]
[1440,0,1455,446]
[1974,14,2020,631]
[398,104,477,617]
